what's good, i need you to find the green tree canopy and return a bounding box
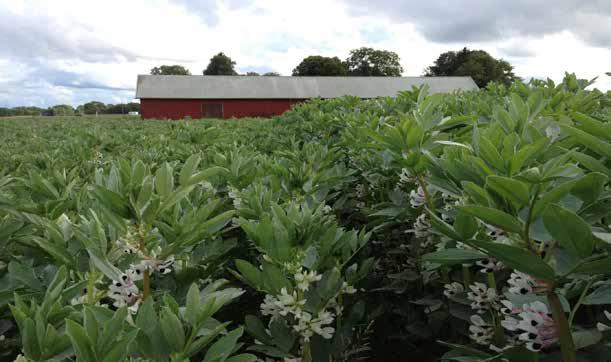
[345,47,403,76]
[263,72,280,76]
[292,56,347,76]
[245,71,260,76]
[150,65,191,75]
[82,101,107,115]
[203,52,238,75]
[49,104,75,116]
[425,47,516,87]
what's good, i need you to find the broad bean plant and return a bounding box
[0,73,609,361]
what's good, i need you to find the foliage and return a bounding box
[203,52,238,76]
[151,65,191,76]
[345,47,403,76]
[0,73,609,362]
[425,47,516,87]
[292,56,348,76]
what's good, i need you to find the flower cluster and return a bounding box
[412,213,430,239]
[469,315,494,345]
[443,282,464,298]
[501,301,558,352]
[467,282,498,313]
[507,271,536,295]
[409,186,426,208]
[294,268,322,291]
[476,258,504,273]
[355,183,365,198]
[228,186,242,209]
[107,256,174,313]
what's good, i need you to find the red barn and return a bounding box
[135,75,478,120]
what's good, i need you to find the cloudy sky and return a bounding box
[1,0,610,107]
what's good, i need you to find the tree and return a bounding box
[292,56,347,76]
[49,104,75,116]
[245,72,260,76]
[203,52,237,75]
[425,47,516,87]
[345,47,403,76]
[82,101,107,115]
[263,72,280,76]
[150,65,191,75]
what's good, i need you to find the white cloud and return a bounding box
[0,0,609,107]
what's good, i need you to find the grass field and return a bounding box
[0,76,610,362]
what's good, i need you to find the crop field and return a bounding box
[0,74,610,362]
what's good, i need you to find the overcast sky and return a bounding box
[1,0,609,107]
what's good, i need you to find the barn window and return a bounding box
[202,103,223,118]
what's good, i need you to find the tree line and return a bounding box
[0,101,140,117]
[152,46,516,88]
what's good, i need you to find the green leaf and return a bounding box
[573,256,611,275]
[8,261,42,291]
[66,319,96,362]
[458,205,523,234]
[426,210,462,240]
[543,204,593,258]
[203,327,244,362]
[572,329,602,350]
[478,136,505,171]
[158,185,194,213]
[571,172,606,204]
[531,179,578,218]
[244,316,273,346]
[423,249,487,265]
[155,162,174,197]
[572,152,611,177]
[23,318,41,360]
[486,175,530,208]
[571,112,611,141]
[160,308,185,352]
[583,284,611,305]
[234,259,263,290]
[86,248,122,281]
[101,329,139,362]
[261,262,292,295]
[453,212,479,240]
[186,283,201,327]
[472,240,555,280]
[225,354,258,362]
[560,125,611,158]
[179,154,201,186]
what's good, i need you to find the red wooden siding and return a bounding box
[140,99,305,120]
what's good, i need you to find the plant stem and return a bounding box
[87,268,95,304]
[462,265,471,287]
[302,340,312,362]
[138,223,151,300]
[523,186,541,253]
[547,290,576,362]
[486,272,496,290]
[568,278,594,326]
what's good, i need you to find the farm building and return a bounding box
[135,75,479,120]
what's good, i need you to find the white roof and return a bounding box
[135,75,478,99]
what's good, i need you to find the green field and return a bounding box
[1,75,610,362]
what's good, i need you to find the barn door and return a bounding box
[202,103,223,118]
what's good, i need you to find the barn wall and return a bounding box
[140,99,305,120]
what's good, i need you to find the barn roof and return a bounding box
[135,75,478,99]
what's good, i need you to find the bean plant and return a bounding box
[0,73,609,361]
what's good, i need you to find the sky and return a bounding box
[0,0,609,107]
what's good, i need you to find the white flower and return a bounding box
[545,124,561,142]
[483,223,510,244]
[412,213,430,238]
[293,310,335,341]
[355,184,365,198]
[322,205,332,214]
[260,294,281,316]
[507,271,536,295]
[409,186,426,208]
[502,301,558,352]
[294,268,322,291]
[467,282,498,313]
[398,168,412,184]
[341,282,357,294]
[443,282,464,298]
[469,315,494,345]
[108,273,139,308]
[476,258,504,273]
[596,310,611,332]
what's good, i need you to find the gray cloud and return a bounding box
[0,12,140,63]
[172,0,254,25]
[345,0,611,48]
